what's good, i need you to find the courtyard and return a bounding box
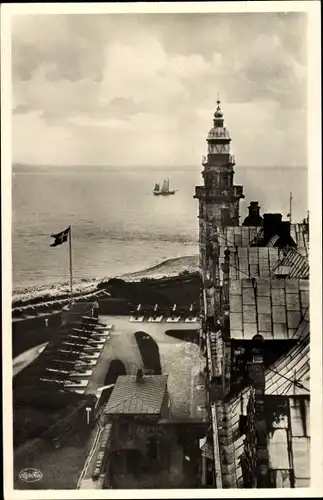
[85,315,206,420]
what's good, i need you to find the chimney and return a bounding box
[249,201,260,216]
[263,213,282,241]
[136,368,144,383]
[242,201,263,226]
[278,221,293,246]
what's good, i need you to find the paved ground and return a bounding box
[85,316,206,419]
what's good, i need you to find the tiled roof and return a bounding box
[291,309,309,340]
[265,333,309,396]
[219,246,280,281]
[266,234,280,247]
[215,224,308,254]
[218,245,308,281]
[290,224,309,257]
[104,375,168,415]
[249,224,309,257]
[217,226,260,247]
[229,278,309,340]
[270,247,309,279]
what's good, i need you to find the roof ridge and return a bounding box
[130,394,157,412]
[104,394,132,412]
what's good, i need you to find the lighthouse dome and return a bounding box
[206,98,231,140]
[207,126,231,141]
[214,108,223,119]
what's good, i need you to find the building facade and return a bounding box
[100,372,202,488]
[195,102,310,489]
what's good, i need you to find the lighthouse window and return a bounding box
[220,173,229,187]
[221,208,231,226]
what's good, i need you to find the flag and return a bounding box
[50,227,70,247]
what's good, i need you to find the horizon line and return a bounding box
[12,163,308,169]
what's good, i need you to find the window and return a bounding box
[221,208,231,226]
[292,437,310,482]
[290,397,310,437]
[290,397,310,485]
[268,428,290,469]
[221,172,229,186]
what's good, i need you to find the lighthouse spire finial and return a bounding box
[213,94,223,123]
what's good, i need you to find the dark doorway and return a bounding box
[148,437,158,461]
[110,449,143,475]
[206,459,215,486]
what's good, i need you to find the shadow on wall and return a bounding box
[165,329,199,344]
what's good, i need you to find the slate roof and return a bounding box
[219,246,279,281]
[290,223,309,257]
[216,224,309,257]
[208,224,309,487]
[229,278,309,340]
[249,224,309,257]
[217,226,259,247]
[104,375,168,415]
[265,333,309,396]
[218,245,309,282]
[270,247,309,279]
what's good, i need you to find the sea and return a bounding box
[12,164,308,296]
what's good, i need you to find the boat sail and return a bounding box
[153,178,176,196]
[161,179,168,193]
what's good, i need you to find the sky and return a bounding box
[11,11,307,167]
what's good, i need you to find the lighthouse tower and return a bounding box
[195,99,244,347]
[195,100,244,269]
[196,99,244,227]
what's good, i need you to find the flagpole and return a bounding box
[289,192,292,223]
[69,225,73,304]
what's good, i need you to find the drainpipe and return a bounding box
[247,334,270,488]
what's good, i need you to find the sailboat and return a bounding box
[153,179,176,196]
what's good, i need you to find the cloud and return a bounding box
[11,12,307,167]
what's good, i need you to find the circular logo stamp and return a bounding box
[19,468,43,483]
